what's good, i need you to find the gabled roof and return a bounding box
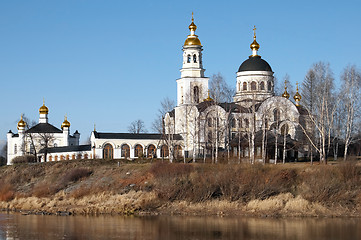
[26,123,62,134]
[93,132,183,140]
[39,144,91,154]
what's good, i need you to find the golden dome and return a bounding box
[184,12,202,46]
[39,100,49,114]
[184,36,202,46]
[282,90,290,99]
[61,116,71,129]
[293,82,302,106]
[17,115,26,129]
[282,80,290,99]
[203,90,214,102]
[250,39,260,51]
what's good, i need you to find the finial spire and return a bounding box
[282,79,290,99]
[192,12,194,22]
[94,123,96,132]
[250,25,260,57]
[294,81,302,106]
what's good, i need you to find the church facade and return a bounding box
[7,15,308,164]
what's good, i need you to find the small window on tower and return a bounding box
[268,81,272,91]
[187,55,191,63]
[194,86,199,103]
[251,81,257,90]
[260,81,265,90]
[193,54,197,63]
[243,82,247,91]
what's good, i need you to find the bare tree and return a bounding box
[209,73,235,103]
[299,62,337,164]
[38,133,55,162]
[128,119,147,134]
[340,65,361,160]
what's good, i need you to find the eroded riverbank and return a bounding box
[1,159,360,217]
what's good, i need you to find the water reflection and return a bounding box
[0,213,360,240]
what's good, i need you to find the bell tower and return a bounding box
[176,13,209,106]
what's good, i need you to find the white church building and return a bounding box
[7,15,308,164]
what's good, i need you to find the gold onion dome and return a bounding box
[17,115,26,129]
[61,116,71,129]
[203,90,214,102]
[184,12,202,46]
[39,100,49,114]
[282,80,290,99]
[294,82,302,105]
[250,26,260,55]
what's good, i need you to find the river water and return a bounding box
[0,213,360,240]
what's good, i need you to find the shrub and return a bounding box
[0,183,15,201]
[11,155,36,164]
[62,168,93,183]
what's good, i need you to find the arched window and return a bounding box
[60,155,64,161]
[245,118,249,128]
[194,86,199,103]
[161,145,169,157]
[84,154,88,159]
[14,144,17,154]
[260,81,265,90]
[243,82,247,91]
[147,144,156,158]
[55,156,58,161]
[207,118,212,127]
[121,144,130,158]
[268,81,272,91]
[49,156,52,161]
[77,154,82,160]
[281,124,289,135]
[251,81,257,90]
[103,144,113,159]
[265,118,268,129]
[66,155,70,160]
[134,144,143,158]
[193,54,197,63]
[274,109,280,122]
[208,131,213,143]
[72,154,75,160]
[174,145,182,158]
[231,118,236,128]
[187,55,191,63]
[239,118,243,128]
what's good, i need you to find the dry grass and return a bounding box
[0,159,361,217]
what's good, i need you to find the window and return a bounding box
[245,118,249,128]
[54,143,57,147]
[260,81,265,90]
[161,145,169,157]
[208,118,212,127]
[55,156,58,161]
[174,145,182,158]
[239,118,243,128]
[84,154,88,159]
[187,55,191,63]
[49,156,52,161]
[281,124,289,135]
[66,155,70,160]
[265,118,268,129]
[207,131,213,143]
[60,155,64,160]
[194,86,199,103]
[268,81,272,91]
[72,154,75,160]
[14,144,17,154]
[147,144,156,158]
[121,144,130,158]
[134,144,143,158]
[274,109,280,122]
[251,81,257,90]
[231,118,236,128]
[243,82,247,91]
[193,54,197,63]
[103,144,113,159]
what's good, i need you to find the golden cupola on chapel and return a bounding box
[39,101,49,114]
[61,115,71,129]
[17,115,26,129]
[184,12,202,46]
[282,80,290,99]
[294,82,302,106]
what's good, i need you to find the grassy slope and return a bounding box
[0,159,360,217]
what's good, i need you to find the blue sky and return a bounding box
[1,0,360,145]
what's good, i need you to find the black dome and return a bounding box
[238,56,272,72]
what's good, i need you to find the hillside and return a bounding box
[0,159,361,217]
